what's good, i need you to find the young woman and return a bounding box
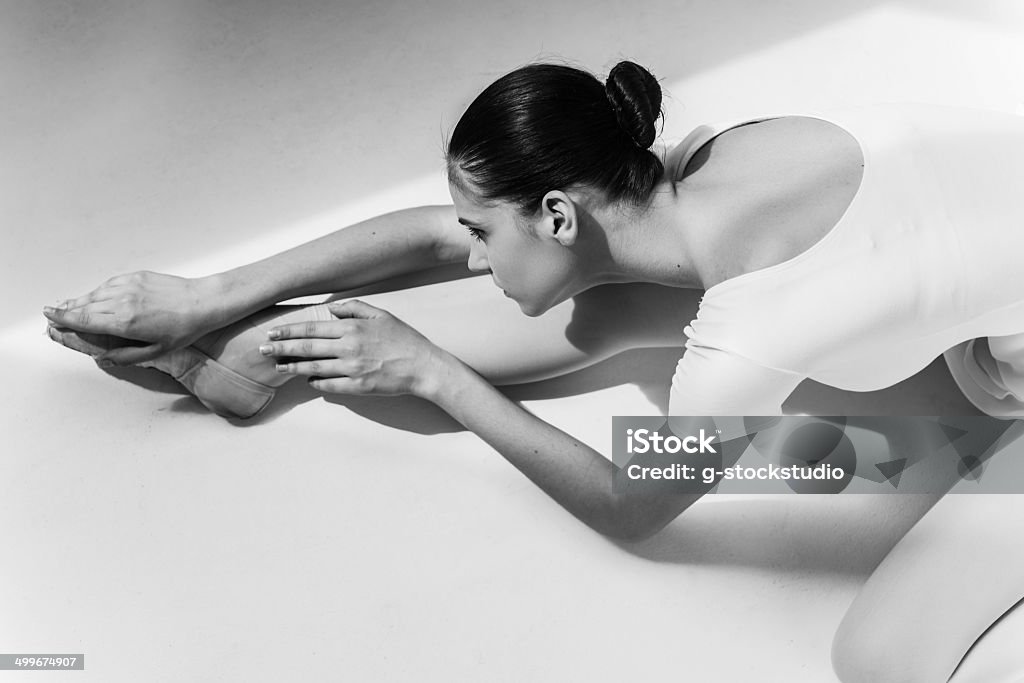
[44,61,1024,682]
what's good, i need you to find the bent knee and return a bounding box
[831,630,906,683]
[831,616,958,683]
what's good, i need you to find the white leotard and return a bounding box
[667,103,1024,417]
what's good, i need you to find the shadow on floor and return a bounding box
[618,494,939,579]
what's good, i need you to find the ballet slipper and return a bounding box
[141,345,276,419]
[47,324,275,419]
[46,303,336,420]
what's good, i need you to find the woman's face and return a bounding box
[449,182,579,317]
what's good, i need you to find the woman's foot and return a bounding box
[47,303,334,419]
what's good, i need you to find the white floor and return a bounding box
[4,1,1024,681]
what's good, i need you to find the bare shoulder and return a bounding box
[678,116,865,285]
[677,116,861,186]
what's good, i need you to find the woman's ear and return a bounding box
[538,190,578,246]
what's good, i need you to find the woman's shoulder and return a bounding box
[664,115,858,185]
[663,114,865,289]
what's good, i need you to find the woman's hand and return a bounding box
[262,300,458,399]
[42,271,223,365]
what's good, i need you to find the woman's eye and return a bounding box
[466,227,484,242]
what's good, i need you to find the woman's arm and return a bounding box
[264,299,712,541]
[209,204,466,321]
[43,205,467,364]
[426,356,710,540]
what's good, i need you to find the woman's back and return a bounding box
[667,103,1024,415]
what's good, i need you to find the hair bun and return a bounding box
[605,61,663,149]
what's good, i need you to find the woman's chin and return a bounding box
[501,287,561,317]
[514,297,552,318]
[506,294,536,316]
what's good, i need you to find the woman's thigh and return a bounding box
[948,594,1024,682]
[831,492,1024,683]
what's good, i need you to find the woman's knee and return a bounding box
[831,614,894,683]
[831,609,958,683]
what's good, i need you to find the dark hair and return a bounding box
[446,60,665,212]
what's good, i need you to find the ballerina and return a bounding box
[45,60,1024,682]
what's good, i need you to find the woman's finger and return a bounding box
[327,299,385,320]
[45,294,118,318]
[275,358,353,377]
[103,273,135,287]
[41,305,119,334]
[47,325,113,356]
[47,325,160,366]
[259,339,341,359]
[267,319,352,341]
[98,344,165,366]
[307,376,364,394]
[55,285,120,311]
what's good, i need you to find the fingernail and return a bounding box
[43,306,54,314]
[98,359,114,368]
[268,329,281,340]
[275,364,287,372]
[259,344,273,355]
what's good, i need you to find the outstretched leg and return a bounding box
[48,277,702,418]
[337,278,699,386]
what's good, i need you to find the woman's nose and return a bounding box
[467,242,490,273]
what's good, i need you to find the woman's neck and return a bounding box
[586,180,713,290]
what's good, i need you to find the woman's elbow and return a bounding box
[609,519,669,543]
[598,499,682,542]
